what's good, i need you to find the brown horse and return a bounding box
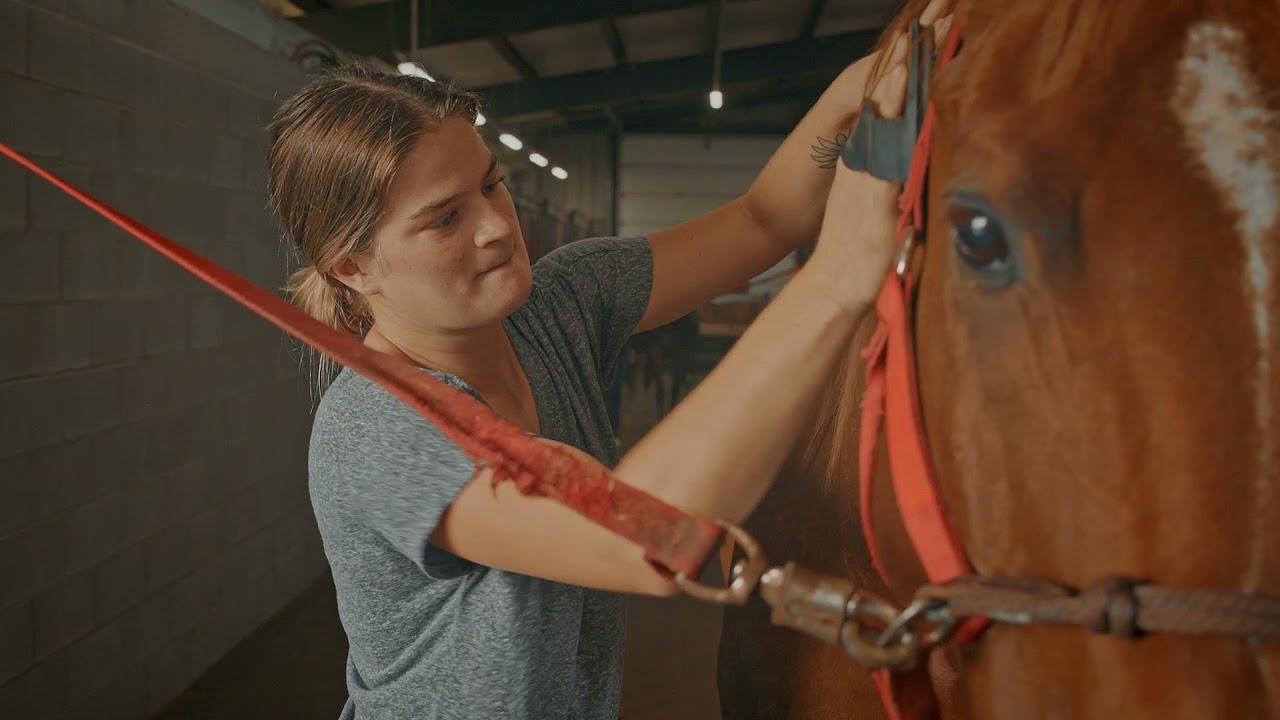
[719,0,1280,717]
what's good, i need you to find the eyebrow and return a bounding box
[408,155,499,222]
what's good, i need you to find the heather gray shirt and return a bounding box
[308,237,653,720]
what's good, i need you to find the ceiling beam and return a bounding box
[801,0,829,37]
[601,19,629,67]
[292,0,718,62]
[489,36,538,79]
[479,29,878,120]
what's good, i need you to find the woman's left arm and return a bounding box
[634,51,883,333]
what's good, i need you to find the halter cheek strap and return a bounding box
[843,16,985,720]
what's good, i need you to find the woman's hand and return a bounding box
[800,39,912,312]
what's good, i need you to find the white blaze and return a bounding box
[1174,21,1279,589]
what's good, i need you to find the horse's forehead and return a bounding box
[1172,21,1280,250]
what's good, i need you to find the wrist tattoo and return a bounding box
[810,132,848,169]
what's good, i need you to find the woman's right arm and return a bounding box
[432,162,905,597]
[431,49,911,597]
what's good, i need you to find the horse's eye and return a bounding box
[950,206,1008,267]
[948,204,1018,287]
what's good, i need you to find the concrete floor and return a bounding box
[153,369,724,720]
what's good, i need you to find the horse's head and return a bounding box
[887,0,1280,715]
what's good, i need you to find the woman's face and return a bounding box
[344,116,533,333]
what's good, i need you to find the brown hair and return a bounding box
[266,60,481,386]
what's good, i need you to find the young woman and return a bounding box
[268,35,911,720]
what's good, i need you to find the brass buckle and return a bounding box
[894,227,918,279]
[673,521,767,606]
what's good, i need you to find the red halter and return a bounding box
[851,17,988,720]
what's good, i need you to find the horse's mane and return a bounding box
[866,0,1278,102]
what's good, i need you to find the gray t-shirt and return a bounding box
[308,237,654,720]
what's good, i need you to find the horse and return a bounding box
[718,0,1280,717]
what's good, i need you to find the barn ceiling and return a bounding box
[262,0,901,138]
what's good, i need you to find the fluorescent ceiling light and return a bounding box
[529,152,548,167]
[499,133,523,151]
[474,112,486,126]
[709,90,723,109]
[551,166,568,180]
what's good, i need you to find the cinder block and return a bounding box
[0,599,34,685]
[0,156,29,229]
[115,361,165,426]
[0,305,33,381]
[144,523,192,593]
[60,231,124,301]
[86,166,149,222]
[241,139,268,192]
[88,33,148,110]
[0,75,66,158]
[225,91,263,141]
[32,568,93,662]
[31,435,97,517]
[63,492,124,573]
[90,300,145,365]
[0,229,62,303]
[241,241,285,287]
[141,299,186,356]
[0,443,96,541]
[143,627,194,715]
[187,505,228,565]
[63,620,123,702]
[30,302,92,374]
[179,183,231,249]
[186,294,225,349]
[0,375,64,459]
[67,663,147,720]
[133,59,184,123]
[121,114,209,183]
[226,489,259,542]
[89,420,149,495]
[0,516,68,610]
[60,367,121,441]
[28,159,96,233]
[167,458,219,521]
[226,529,272,585]
[223,306,273,344]
[26,9,94,97]
[92,544,145,625]
[0,1,26,74]
[208,134,245,189]
[179,73,230,135]
[0,651,69,720]
[62,96,122,167]
[157,3,208,75]
[0,453,35,537]
[119,475,169,549]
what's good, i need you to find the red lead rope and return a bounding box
[0,141,722,580]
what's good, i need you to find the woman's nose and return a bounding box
[474,204,512,247]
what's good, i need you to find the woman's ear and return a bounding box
[329,255,377,295]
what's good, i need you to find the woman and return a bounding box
[267,34,912,720]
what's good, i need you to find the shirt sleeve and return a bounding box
[531,236,654,386]
[311,369,486,580]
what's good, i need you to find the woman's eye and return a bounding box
[949,206,1010,270]
[428,210,457,230]
[483,175,506,196]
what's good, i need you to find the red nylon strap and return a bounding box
[0,141,722,579]
[857,16,986,720]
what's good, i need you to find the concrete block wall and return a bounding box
[0,1,328,717]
